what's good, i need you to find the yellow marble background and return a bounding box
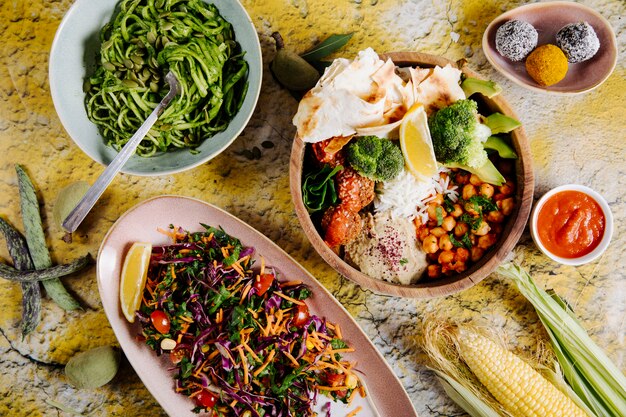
[0,0,624,416]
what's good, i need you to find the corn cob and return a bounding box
[457,329,588,417]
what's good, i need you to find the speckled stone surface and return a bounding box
[0,0,624,416]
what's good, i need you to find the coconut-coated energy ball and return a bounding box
[556,21,600,63]
[495,20,538,61]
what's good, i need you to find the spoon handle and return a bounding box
[62,81,179,233]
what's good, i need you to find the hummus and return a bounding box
[344,211,428,285]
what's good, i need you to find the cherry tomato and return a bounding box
[194,390,218,409]
[292,302,310,328]
[150,310,171,334]
[253,273,274,296]
[325,372,346,387]
[169,346,190,364]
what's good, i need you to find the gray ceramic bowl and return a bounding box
[49,0,262,176]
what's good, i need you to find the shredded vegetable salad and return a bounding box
[137,224,364,416]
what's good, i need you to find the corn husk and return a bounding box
[498,263,626,417]
[421,321,513,417]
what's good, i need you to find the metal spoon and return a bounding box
[62,71,181,233]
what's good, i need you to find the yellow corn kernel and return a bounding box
[457,329,587,417]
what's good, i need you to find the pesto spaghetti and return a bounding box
[85,0,249,157]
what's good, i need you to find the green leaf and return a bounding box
[468,195,498,214]
[449,233,472,249]
[302,164,343,213]
[435,206,444,226]
[300,33,354,63]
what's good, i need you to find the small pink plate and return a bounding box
[97,195,418,417]
[483,1,617,94]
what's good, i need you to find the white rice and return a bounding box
[374,167,459,224]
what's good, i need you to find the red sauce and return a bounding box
[536,190,605,258]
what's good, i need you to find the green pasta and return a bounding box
[85,0,249,157]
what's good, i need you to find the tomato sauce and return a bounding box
[536,190,605,258]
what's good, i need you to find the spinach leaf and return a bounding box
[302,164,343,213]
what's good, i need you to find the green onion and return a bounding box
[497,263,626,417]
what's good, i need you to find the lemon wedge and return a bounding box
[119,242,152,323]
[399,103,438,179]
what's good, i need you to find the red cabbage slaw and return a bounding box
[136,224,364,416]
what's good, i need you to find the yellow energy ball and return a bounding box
[525,44,569,87]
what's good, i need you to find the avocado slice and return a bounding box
[444,159,506,186]
[484,136,518,159]
[460,77,503,98]
[484,113,522,134]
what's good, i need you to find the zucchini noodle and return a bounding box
[85,0,249,157]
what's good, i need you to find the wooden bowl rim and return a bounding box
[289,51,534,298]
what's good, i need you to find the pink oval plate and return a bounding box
[483,1,617,94]
[97,195,419,417]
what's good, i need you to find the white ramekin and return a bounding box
[530,184,613,266]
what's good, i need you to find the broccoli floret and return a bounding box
[428,99,491,169]
[346,136,404,181]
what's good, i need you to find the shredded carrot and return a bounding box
[259,256,265,275]
[239,283,252,304]
[237,346,249,385]
[179,315,194,324]
[252,349,276,377]
[334,323,343,339]
[282,350,301,368]
[316,385,349,391]
[279,280,303,288]
[274,291,305,305]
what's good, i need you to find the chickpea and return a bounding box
[472,220,491,236]
[455,171,470,185]
[450,203,463,218]
[462,184,477,200]
[479,183,494,198]
[498,179,515,196]
[478,233,498,249]
[427,202,441,220]
[430,227,446,238]
[432,193,444,205]
[491,223,503,235]
[422,235,439,254]
[427,264,442,279]
[500,197,515,216]
[413,216,423,229]
[438,250,455,264]
[451,261,467,273]
[454,222,469,237]
[456,247,470,262]
[417,225,430,241]
[439,234,454,251]
[464,201,480,216]
[470,246,484,262]
[441,216,456,232]
[469,174,482,186]
[486,210,505,223]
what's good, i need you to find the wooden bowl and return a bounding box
[289,52,534,298]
